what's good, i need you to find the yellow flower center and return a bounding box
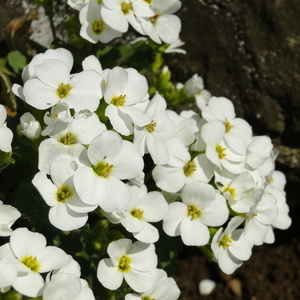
[117,255,131,272]
[56,83,72,99]
[183,161,197,177]
[223,186,236,199]
[224,118,234,133]
[143,0,152,3]
[92,161,113,178]
[145,120,157,133]
[219,234,232,248]
[58,132,78,145]
[216,144,226,159]
[56,185,74,203]
[121,2,133,15]
[21,256,40,272]
[92,20,104,35]
[187,204,201,220]
[130,208,144,220]
[111,94,126,106]
[142,297,155,300]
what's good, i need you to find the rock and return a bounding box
[179,0,300,156]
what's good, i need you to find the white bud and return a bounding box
[20,112,41,139]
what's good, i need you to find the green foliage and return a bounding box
[7,51,27,74]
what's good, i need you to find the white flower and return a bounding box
[104,66,150,135]
[139,0,182,44]
[163,181,229,246]
[265,185,292,231]
[202,97,253,150]
[38,112,106,173]
[0,105,13,153]
[22,59,103,111]
[119,184,168,243]
[20,112,41,139]
[79,0,123,44]
[244,192,278,245]
[32,154,96,231]
[201,120,247,174]
[0,228,69,297]
[152,138,215,193]
[215,169,258,213]
[101,0,147,34]
[125,268,180,300]
[133,92,175,164]
[74,130,144,212]
[211,216,253,274]
[246,136,273,169]
[97,238,157,292]
[0,201,21,236]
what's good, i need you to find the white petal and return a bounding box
[97,258,123,290]
[10,228,46,259]
[163,202,186,237]
[180,218,210,246]
[13,272,45,297]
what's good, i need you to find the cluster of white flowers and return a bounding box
[0,227,95,299]
[1,28,291,298]
[67,0,182,45]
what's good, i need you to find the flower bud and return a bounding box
[20,112,41,139]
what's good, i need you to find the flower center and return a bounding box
[223,186,236,199]
[142,297,155,300]
[219,234,232,248]
[187,204,201,220]
[224,118,233,133]
[117,255,131,272]
[143,0,152,3]
[21,255,40,272]
[92,161,113,178]
[56,83,72,99]
[92,20,104,35]
[121,2,132,15]
[58,132,78,145]
[183,161,197,177]
[216,144,226,159]
[56,185,74,202]
[130,208,144,220]
[145,120,157,133]
[111,94,126,106]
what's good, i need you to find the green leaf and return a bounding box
[7,51,27,74]
[1,290,23,300]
